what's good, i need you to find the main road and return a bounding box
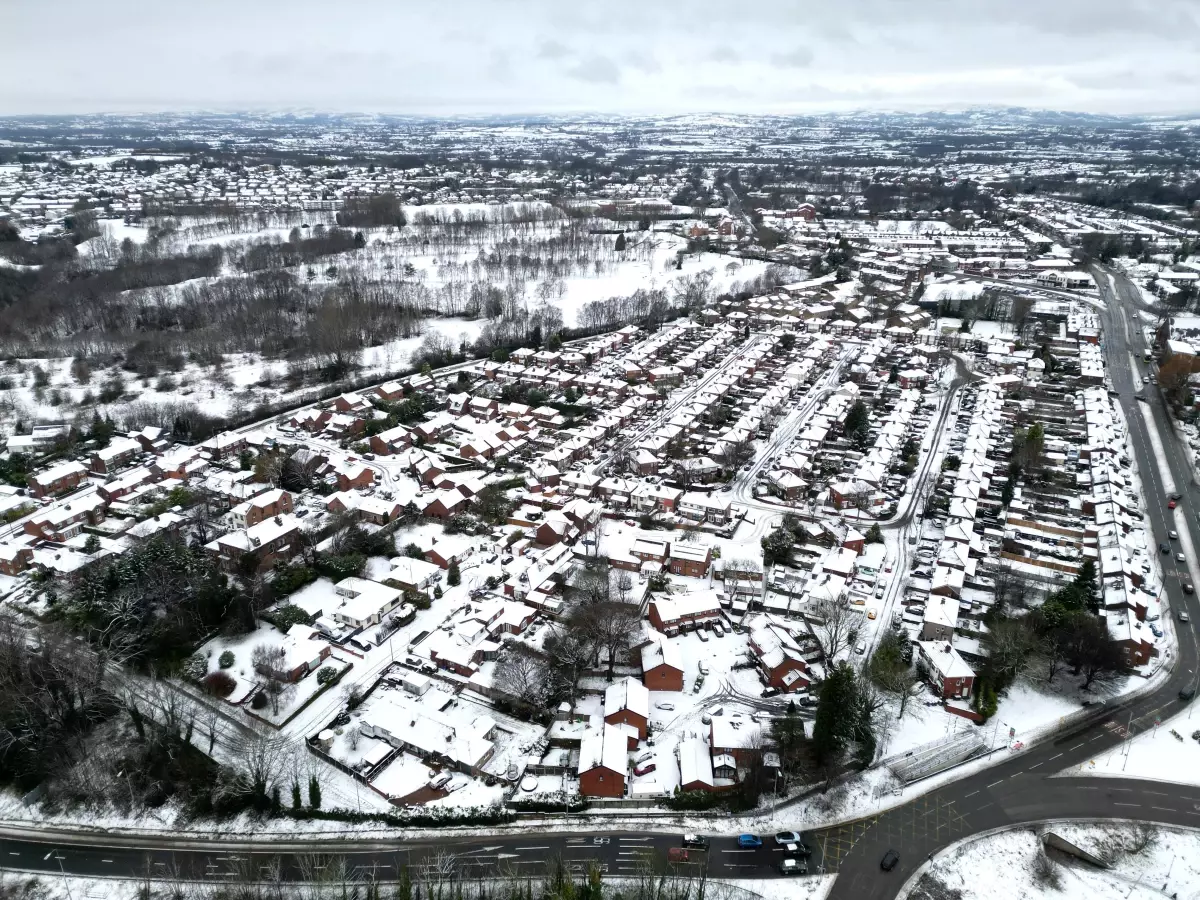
[4,271,1200,895]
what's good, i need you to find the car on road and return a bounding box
[656,701,676,711]
[880,849,900,871]
[1178,553,1188,563]
[737,834,763,849]
[1181,686,1196,702]
[1171,492,1183,501]
[775,831,802,845]
[1161,543,1170,554]
[1170,500,1178,509]
[781,842,813,857]
[682,835,709,850]
[1185,584,1195,595]
[1180,611,1191,622]
[761,687,779,698]
[1171,530,1179,540]
[778,858,808,876]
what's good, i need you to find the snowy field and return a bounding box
[903,823,1200,900]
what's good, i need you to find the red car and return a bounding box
[1170,500,1177,510]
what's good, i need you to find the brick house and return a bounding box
[603,677,650,741]
[0,545,34,576]
[915,641,975,700]
[640,639,684,692]
[748,621,811,692]
[205,514,302,574]
[89,437,142,475]
[335,462,375,492]
[669,542,712,578]
[23,494,108,542]
[578,724,628,798]
[369,425,412,456]
[648,592,722,636]
[231,488,294,528]
[27,461,88,499]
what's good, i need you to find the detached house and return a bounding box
[603,677,650,741]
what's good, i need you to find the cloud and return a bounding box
[770,48,814,69]
[536,39,570,60]
[565,55,621,85]
[707,45,742,64]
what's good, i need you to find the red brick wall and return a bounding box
[644,665,684,693]
[579,767,624,798]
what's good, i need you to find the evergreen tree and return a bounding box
[615,233,626,252]
[291,780,302,810]
[447,559,461,586]
[308,774,322,809]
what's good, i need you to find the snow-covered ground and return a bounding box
[1062,698,1200,787]
[902,823,1200,900]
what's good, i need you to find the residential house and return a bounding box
[578,724,628,798]
[604,677,650,741]
[915,641,975,700]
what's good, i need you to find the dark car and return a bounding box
[778,859,808,876]
[1185,583,1195,595]
[1182,686,1197,702]
[881,849,900,871]
[681,835,709,850]
[1161,543,1171,554]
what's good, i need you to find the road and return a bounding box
[817,264,1200,899]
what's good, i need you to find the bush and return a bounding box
[316,666,337,686]
[666,790,724,811]
[250,692,268,710]
[272,563,316,597]
[268,604,314,632]
[202,670,237,697]
[315,552,365,582]
[181,653,208,682]
[218,650,235,669]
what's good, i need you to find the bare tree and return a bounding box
[493,643,549,706]
[808,595,862,662]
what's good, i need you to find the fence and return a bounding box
[885,729,988,784]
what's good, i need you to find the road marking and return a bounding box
[1146,791,1168,797]
[102,860,113,864]
[1027,762,1042,770]
[618,838,651,843]
[1114,803,1141,808]
[721,849,756,854]
[987,780,1004,788]
[7,853,17,857]
[516,846,550,851]
[1112,788,1133,792]
[1152,806,1174,812]
[1070,743,1086,751]
[1079,786,1099,791]
[723,864,757,869]
[977,802,994,812]
[964,791,979,798]
[1049,754,1063,761]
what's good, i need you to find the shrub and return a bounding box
[269,605,314,632]
[250,692,268,710]
[218,650,235,669]
[316,666,337,686]
[181,653,208,682]
[202,670,237,697]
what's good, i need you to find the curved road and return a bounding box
[4,271,1200,895]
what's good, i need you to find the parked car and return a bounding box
[667,848,689,864]
[880,849,900,871]
[634,762,656,776]
[698,661,710,675]
[656,701,676,711]
[698,629,709,642]
[781,842,813,857]
[1178,553,1186,563]
[1171,531,1179,540]
[682,835,709,850]
[775,831,802,845]
[428,772,452,790]
[737,834,763,849]
[778,859,807,876]
[762,687,779,698]
[1184,584,1195,596]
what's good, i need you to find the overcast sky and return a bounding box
[5,0,1199,116]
